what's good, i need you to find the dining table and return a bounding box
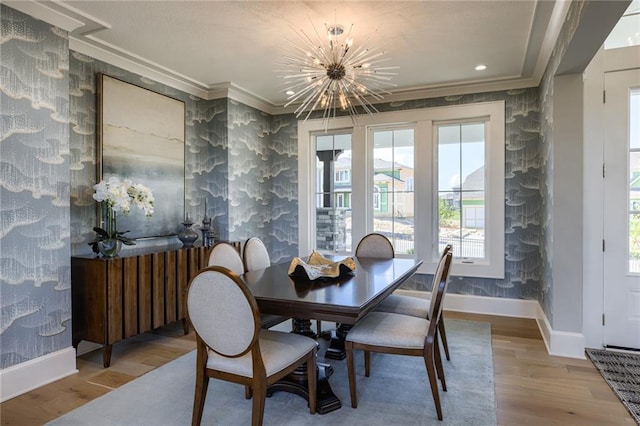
[241,255,423,414]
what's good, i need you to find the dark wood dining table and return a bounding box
[241,255,423,414]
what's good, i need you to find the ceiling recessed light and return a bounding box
[285,90,295,96]
[475,64,487,71]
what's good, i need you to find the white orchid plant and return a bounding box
[89,176,155,253]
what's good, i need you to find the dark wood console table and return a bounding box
[71,245,210,367]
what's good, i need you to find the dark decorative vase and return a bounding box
[98,239,122,258]
[178,217,198,247]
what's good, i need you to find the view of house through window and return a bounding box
[315,133,352,253]
[437,122,486,259]
[299,101,504,278]
[372,128,415,255]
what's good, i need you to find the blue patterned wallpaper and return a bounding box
[0,5,71,369]
[226,100,298,262]
[538,1,586,324]
[2,1,589,371]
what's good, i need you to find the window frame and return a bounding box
[298,101,505,278]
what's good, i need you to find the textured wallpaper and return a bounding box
[226,100,298,262]
[2,1,580,371]
[0,6,71,369]
[538,1,586,324]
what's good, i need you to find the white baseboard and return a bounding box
[396,289,539,318]
[0,347,78,402]
[396,290,585,359]
[536,305,586,359]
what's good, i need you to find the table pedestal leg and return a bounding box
[267,317,342,414]
[325,323,352,360]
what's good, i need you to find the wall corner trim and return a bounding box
[0,347,78,403]
[536,304,586,359]
[396,290,586,359]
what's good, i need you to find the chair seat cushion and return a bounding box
[346,312,430,349]
[375,294,430,319]
[207,329,316,378]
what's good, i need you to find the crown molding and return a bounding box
[6,0,565,116]
[69,36,210,99]
[207,82,277,114]
[531,0,572,82]
[2,0,85,32]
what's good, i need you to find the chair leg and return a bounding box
[424,343,443,421]
[364,350,371,377]
[307,353,317,414]
[434,330,447,392]
[192,367,209,426]
[251,378,267,426]
[346,342,358,408]
[438,319,451,361]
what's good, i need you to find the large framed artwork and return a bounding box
[98,73,185,239]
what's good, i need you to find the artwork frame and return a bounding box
[97,73,185,239]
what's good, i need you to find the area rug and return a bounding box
[586,348,640,424]
[48,319,495,426]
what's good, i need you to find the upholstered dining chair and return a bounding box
[243,237,271,271]
[374,244,453,360]
[312,232,396,337]
[207,241,245,274]
[243,237,288,329]
[345,252,452,421]
[187,266,317,426]
[354,232,395,258]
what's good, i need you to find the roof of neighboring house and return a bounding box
[455,166,484,191]
[374,173,403,183]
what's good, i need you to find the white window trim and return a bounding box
[298,101,505,279]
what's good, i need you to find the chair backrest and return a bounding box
[355,233,395,258]
[187,266,260,357]
[429,244,452,293]
[208,242,245,275]
[428,252,453,324]
[243,237,271,271]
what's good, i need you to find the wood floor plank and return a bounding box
[0,314,635,425]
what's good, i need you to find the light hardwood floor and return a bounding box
[1,312,634,425]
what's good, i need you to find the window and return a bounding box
[372,127,415,255]
[437,122,486,260]
[314,132,352,253]
[298,101,505,278]
[630,89,640,273]
[335,170,350,183]
[373,186,381,210]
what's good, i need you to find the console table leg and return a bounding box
[103,344,112,368]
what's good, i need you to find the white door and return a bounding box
[604,68,640,349]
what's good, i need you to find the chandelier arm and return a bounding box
[337,80,367,118]
[296,79,332,116]
[285,78,325,107]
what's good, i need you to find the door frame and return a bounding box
[583,45,640,349]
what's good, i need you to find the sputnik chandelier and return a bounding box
[278,18,398,124]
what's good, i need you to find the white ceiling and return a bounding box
[7,1,570,110]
